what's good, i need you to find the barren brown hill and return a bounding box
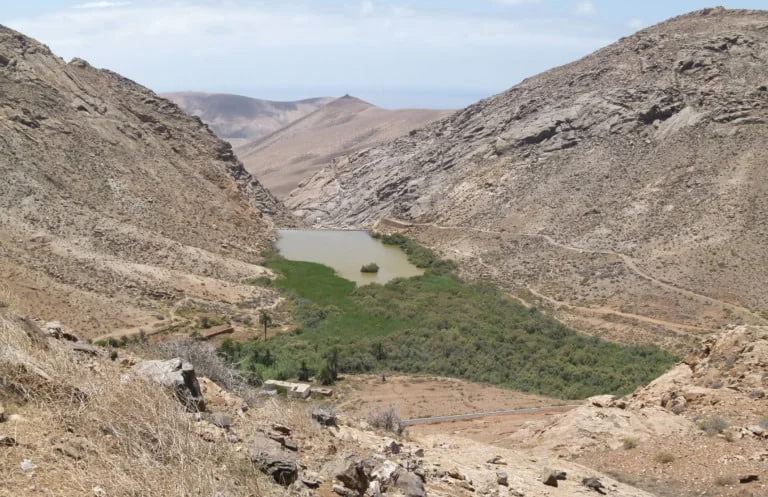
[289,8,768,350]
[237,95,452,198]
[0,25,297,339]
[162,91,334,147]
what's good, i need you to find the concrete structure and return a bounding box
[263,380,311,399]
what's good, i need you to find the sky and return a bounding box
[2,1,766,108]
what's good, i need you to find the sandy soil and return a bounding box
[336,374,578,445]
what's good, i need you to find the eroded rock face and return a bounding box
[247,434,298,486]
[131,358,205,411]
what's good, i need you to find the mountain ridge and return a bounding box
[237,94,452,197]
[0,24,295,338]
[162,91,335,146]
[287,7,768,347]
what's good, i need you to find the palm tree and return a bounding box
[259,310,272,341]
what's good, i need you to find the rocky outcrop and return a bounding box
[247,434,298,486]
[131,358,205,411]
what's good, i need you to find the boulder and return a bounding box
[392,469,426,497]
[311,406,337,426]
[447,468,465,480]
[542,469,566,487]
[371,460,398,488]
[45,322,79,342]
[365,480,382,497]
[332,455,370,494]
[0,403,5,422]
[582,477,606,494]
[272,424,292,435]
[68,342,100,356]
[0,435,17,447]
[301,470,322,489]
[497,471,508,486]
[384,439,402,454]
[132,358,205,411]
[247,435,298,486]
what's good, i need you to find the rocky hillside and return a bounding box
[0,25,296,339]
[509,325,768,497]
[163,92,334,147]
[237,95,451,198]
[0,309,663,497]
[288,8,768,346]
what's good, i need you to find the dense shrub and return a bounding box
[376,233,457,274]
[361,263,380,273]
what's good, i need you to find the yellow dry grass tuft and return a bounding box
[0,313,284,497]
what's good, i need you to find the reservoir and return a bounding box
[275,230,424,285]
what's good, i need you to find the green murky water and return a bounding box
[275,230,424,285]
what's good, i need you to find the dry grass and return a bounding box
[368,405,405,436]
[148,339,260,405]
[0,313,284,497]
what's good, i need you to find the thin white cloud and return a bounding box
[360,0,375,17]
[3,2,614,101]
[10,3,608,54]
[575,1,596,15]
[494,0,541,5]
[628,18,644,30]
[73,1,130,9]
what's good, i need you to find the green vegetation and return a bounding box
[199,315,226,329]
[695,414,730,436]
[621,437,638,450]
[259,310,272,341]
[654,452,675,464]
[223,242,677,400]
[360,262,380,273]
[373,232,457,274]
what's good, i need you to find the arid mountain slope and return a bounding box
[510,325,768,497]
[289,8,768,347]
[237,95,452,198]
[163,92,334,147]
[0,26,295,338]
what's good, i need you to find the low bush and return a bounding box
[654,452,675,464]
[376,232,457,274]
[749,389,765,399]
[715,476,735,487]
[695,415,730,436]
[360,262,380,273]
[369,405,405,435]
[621,437,638,450]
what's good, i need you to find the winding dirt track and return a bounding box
[382,218,768,327]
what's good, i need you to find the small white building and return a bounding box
[263,380,312,399]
